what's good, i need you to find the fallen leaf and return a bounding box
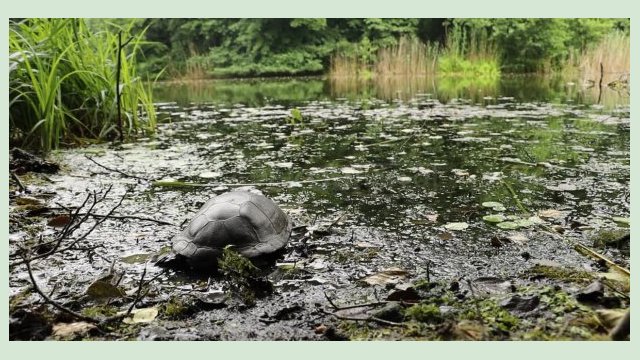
[596,309,627,329]
[538,209,565,219]
[52,322,96,339]
[47,215,71,228]
[16,196,45,206]
[444,222,469,231]
[361,267,408,286]
[123,307,159,324]
[85,280,126,300]
[506,233,529,245]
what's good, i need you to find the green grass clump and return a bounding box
[9,18,157,151]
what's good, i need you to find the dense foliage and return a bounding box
[131,18,628,77]
[9,19,156,151]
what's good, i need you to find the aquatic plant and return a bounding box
[9,18,157,151]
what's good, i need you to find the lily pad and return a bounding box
[482,202,506,211]
[483,214,506,223]
[514,218,535,228]
[611,216,630,225]
[496,221,520,230]
[444,222,469,231]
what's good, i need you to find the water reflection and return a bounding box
[153,75,629,108]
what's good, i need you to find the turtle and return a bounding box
[162,190,292,270]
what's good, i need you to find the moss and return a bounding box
[81,305,118,318]
[218,246,271,306]
[460,299,520,334]
[590,229,629,249]
[161,297,189,319]
[526,264,594,284]
[405,303,443,323]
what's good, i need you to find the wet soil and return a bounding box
[9,78,630,340]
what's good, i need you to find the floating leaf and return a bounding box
[272,162,293,169]
[483,214,506,223]
[611,216,630,225]
[361,267,408,286]
[340,167,363,175]
[198,171,222,179]
[121,253,152,264]
[514,218,535,228]
[444,222,469,231]
[496,221,519,230]
[482,202,506,211]
[546,183,578,192]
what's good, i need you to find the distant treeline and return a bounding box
[119,18,629,78]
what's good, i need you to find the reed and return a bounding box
[375,37,439,76]
[438,26,500,77]
[9,18,156,151]
[577,31,630,86]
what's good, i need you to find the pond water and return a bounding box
[10,75,630,340]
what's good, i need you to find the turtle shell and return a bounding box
[172,191,291,268]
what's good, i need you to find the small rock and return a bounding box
[500,295,540,312]
[576,280,604,302]
[372,302,404,323]
[138,325,171,341]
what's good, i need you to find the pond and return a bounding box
[9,75,630,340]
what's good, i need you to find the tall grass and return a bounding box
[438,26,500,77]
[329,53,371,79]
[9,18,157,151]
[577,31,630,85]
[375,37,439,76]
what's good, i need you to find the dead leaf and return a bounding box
[506,232,529,245]
[85,280,126,300]
[425,213,439,222]
[538,209,565,219]
[52,322,96,339]
[596,309,627,330]
[47,215,72,228]
[16,196,45,206]
[361,267,408,286]
[122,307,159,324]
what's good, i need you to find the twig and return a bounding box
[10,171,26,192]
[85,155,149,181]
[12,186,128,265]
[126,266,147,315]
[321,309,405,327]
[152,176,366,188]
[51,203,174,226]
[78,212,174,226]
[465,279,487,341]
[23,254,99,323]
